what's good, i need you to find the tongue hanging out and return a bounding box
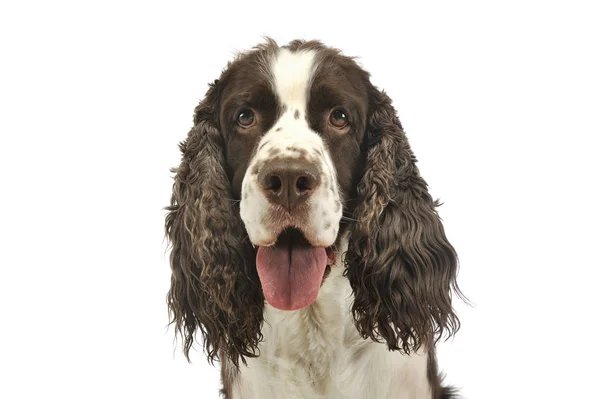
[256,229,330,311]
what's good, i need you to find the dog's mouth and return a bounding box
[256,228,336,311]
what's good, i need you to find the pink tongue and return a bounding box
[256,245,327,311]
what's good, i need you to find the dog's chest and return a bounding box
[266,276,347,391]
[232,270,350,398]
[228,267,431,398]
[269,300,341,394]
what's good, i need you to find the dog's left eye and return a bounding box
[329,108,349,129]
[237,108,256,128]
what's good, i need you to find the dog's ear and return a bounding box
[345,87,461,354]
[166,79,263,367]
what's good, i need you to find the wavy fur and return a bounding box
[345,88,461,354]
[165,82,264,367]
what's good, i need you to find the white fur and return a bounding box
[240,48,342,247]
[228,237,432,398]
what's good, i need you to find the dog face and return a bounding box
[220,45,369,245]
[215,42,372,310]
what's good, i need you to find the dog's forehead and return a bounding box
[270,48,318,112]
[218,44,369,127]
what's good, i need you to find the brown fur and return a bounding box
[166,79,264,368]
[344,87,461,354]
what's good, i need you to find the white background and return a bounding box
[1,1,599,398]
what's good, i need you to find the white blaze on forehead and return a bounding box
[271,48,317,112]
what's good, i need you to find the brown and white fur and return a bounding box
[166,39,462,399]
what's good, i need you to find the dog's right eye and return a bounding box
[237,108,256,128]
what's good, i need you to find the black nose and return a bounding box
[258,159,321,211]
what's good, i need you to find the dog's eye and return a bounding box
[237,108,255,128]
[329,108,349,129]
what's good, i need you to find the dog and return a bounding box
[166,39,461,398]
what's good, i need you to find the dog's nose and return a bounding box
[258,159,321,211]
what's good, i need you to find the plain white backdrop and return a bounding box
[1,1,599,398]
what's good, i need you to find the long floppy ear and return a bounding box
[345,88,461,354]
[165,80,264,367]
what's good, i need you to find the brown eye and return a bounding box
[237,108,255,128]
[329,108,348,128]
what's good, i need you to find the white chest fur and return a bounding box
[228,250,432,399]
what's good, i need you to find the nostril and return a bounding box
[295,175,317,192]
[267,175,282,192]
[296,176,309,192]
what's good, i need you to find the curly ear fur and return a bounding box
[345,88,461,354]
[165,81,264,367]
